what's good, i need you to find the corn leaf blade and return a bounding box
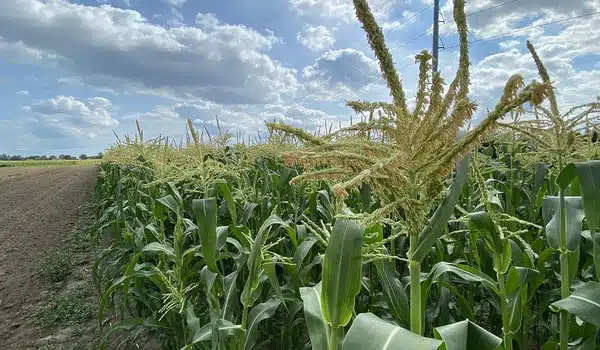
[321,219,365,328]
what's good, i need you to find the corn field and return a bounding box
[91,0,600,349]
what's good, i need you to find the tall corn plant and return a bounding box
[499,41,600,349]
[269,0,549,336]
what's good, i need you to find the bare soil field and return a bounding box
[0,166,99,349]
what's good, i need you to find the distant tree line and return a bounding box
[0,152,103,161]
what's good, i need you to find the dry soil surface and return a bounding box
[0,166,99,348]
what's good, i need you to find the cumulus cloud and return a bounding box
[0,0,297,104]
[261,103,341,129]
[26,95,118,140]
[297,25,336,52]
[429,0,600,118]
[162,0,187,8]
[299,48,385,100]
[440,0,598,37]
[290,0,397,22]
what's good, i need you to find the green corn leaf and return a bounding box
[426,262,499,296]
[243,297,281,350]
[212,319,244,349]
[184,301,200,341]
[241,214,290,307]
[468,211,504,255]
[550,281,600,327]
[192,197,219,272]
[533,163,551,197]
[413,155,470,262]
[187,323,212,346]
[264,258,284,304]
[573,160,600,281]
[374,248,410,325]
[218,181,238,225]
[293,236,317,268]
[166,181,183,204]
[100,317,169,350]
[221,270,239,322]
[341,313,442,350]
[556,163,577,191]
[300,282,330,350]
[217,225,229,250]
[433,319,502,350]
[506,267,539,333]
[140,242,175,257]
[542,196,585,252]
[201,266,221,321]
[321,219,365,328]
[240,202,258,226]
[157,194,180,215]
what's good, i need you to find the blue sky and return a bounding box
[0,0,599,156]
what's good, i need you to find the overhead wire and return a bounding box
[444,10,600,50]
[292,0,524,105]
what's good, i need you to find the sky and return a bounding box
[0,0,599,156]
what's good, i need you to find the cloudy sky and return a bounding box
[0,0,599,156]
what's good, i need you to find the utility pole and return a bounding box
[432,0,440,72]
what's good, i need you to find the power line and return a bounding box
[310,62,417,105]
[291,0,524,105]
[326,4,435,68]
[444,11,600,50]
[289,5,433,105]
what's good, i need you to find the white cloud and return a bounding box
[299,48,387,100]
[290,0,397,22]
[166,8,184,27]
[16,90,29,96]
[262,103,339,128]
[498,40,520,49]
[26,96,118,140]
[162,0,187,8]
[440,0,597,37]
[297,25,336,52]
[0,0,297,105]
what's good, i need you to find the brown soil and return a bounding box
[0,166,99,349]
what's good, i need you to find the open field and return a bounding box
[0,166,99,349]
[0,159,101,168]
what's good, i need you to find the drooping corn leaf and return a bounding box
[140,242,175,257]
[221,270,239,322]
[542,196,585,252]
[433,319,502,350]
[264,258,284,304]
[573,160,600,281]
[243,297,281,350]
[240,202,258,226]
[425,262,499,296]
[413,155,470,262]
[533,163,551,197]
[300,282,330,350]
[468,211,504,255]
[374,248,410,325]
[184,301,200,341]
[506,267,539,332]
[100,317,169,350]
[157,194,180,215]
[211,319,244,348]
[218,181,238,225]
[201,265,221,322]
[321,219,365,328]
[192,197,219,272]
[550,281,600,327]
[241,214,290,307]
[341,313,442,350]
